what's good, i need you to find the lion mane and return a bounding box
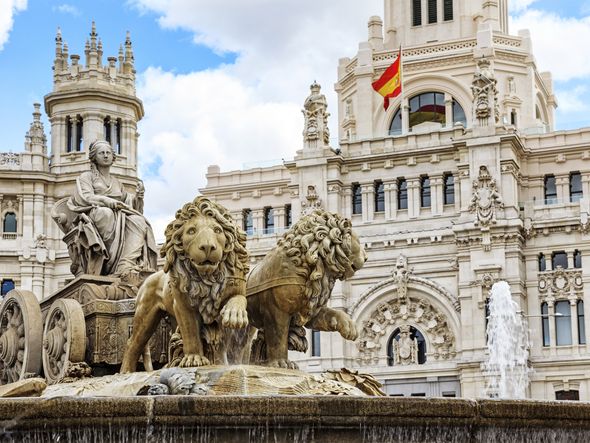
[277,210,355,320]
[160,196,249,324]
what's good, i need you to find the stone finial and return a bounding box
[302,81,330,147]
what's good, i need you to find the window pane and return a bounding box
[352,184,362,214]
[421,176,431,208]
[574,250,582,269]
[375,181,385,212]
[541,302,550,346]
[443,0,453,21]
[66,116,73,152]
[311,330,321,356]
[544,175,557,204]
[570,172,582,202]
[104,118,111,143]
[452,100,466,126]
[428,0,437,23]
[398,179,408,209]
[444,174,454,205]
[285,204,292,227]
[389,108,402,135]
[1,279,15,296]
[552,251,568,269]
[556,390,580,401]
[76,117,83,151]
[412,0,422,26]
[578,301,586,345]
[538,253,546,272]
[3,213,17,233]
[264,207,274,233]
[243,209,253,235]
[409,92,446,129]
[555,301,572,346]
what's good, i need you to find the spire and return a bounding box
[84,38,90,67]
[97,37,103,66]
[54,27,63,71]
[24,103,47,157]
[118,43,124,72]
[90,20,97,51]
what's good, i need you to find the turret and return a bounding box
[44,22,144,178]
[21,103,49,172]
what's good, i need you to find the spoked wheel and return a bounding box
[0,290,42,385]
[42,299,86,384]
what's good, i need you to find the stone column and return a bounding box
[556,175,568,203]
[402,98,410,134]
[408,178,420,218]
[570,299,579,350]
[431,175,444,216]
[384,180,397,220]
[84,111,103,148]
[33,184,45,237]
[21,194,34,241]
[327,184,342,214]
[252,209,264,236]
[547,301,556,352]
[342,187,352,219]
[273,206,284,232]
[361,183,374,223]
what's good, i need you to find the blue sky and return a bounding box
[2,0,590,238]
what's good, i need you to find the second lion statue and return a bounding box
[120,196,249,372]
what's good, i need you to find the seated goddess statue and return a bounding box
[55,140,157,279]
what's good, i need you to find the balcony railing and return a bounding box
[1,233,18,240]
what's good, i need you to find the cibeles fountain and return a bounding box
[0,142,590,441]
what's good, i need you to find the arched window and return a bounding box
[1,279,14,296]
[3,212,17,233]
[452,100,467,126]
[578,300,586,345]
[389,108,402,135]
[387,326,427,366]
[541,302,550,346]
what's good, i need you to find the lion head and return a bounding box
[277,210,367,318]
[160,196,249,323]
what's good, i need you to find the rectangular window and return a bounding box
[115,119,122,154]
[398,178,408,210]
[427,0,437,24]
[411,393,426,397]
[570,172,582,203]
[412,0,422,26]
[443,0,453,21]
[311,330,321,357]
[374,180,385,212]
[352,183,362,215]
[555,300,572,346]
[243,209,253,235]
[544,175,557,204]
[420,176,431,208]
[541,302,550,346]
[552,251,568,269]
[104,117,111,143]
[76,116,83,151]
[556,390,580,401]
[538,253,546,272]
[1,279,15,296]
[285,204,292,228]
[574,250,582,269]
[444,173,455,205]
[66,116,73,152]
[442,392,456,398]
[264,207,274,234]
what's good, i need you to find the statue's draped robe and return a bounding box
[68,171,157,276]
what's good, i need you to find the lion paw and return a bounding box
[220,296,249,329]
[330,312,359,341]
[179,354,210,367]
[267,359,299,370]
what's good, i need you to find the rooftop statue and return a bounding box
[52,140,157,278]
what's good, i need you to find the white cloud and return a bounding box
[0,0,27,51]
[132,0,382,239]
[53,4,81,16]
[511,10,590,82]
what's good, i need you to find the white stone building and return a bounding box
[0,23,144,301]
[201,0,590,400]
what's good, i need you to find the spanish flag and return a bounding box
[372,48,402,111]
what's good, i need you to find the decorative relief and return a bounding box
[357,296,456,365]
[538,267,583,301]
[0,153,21,168]
[391,325,419,365]
[468,166,504,227]
[471,57,499,126]
[392,254,411,301]
[301,185,322,215]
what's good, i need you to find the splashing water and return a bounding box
[483,281,531,399]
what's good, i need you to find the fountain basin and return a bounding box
[1,396,589,442]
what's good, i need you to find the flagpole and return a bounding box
[400,44,406,135]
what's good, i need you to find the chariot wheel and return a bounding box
[42,298,86,384]
[0,290,43,385]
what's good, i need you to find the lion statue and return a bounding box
[120,196,249,372]
[237,210,367,369]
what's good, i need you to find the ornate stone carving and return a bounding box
[392,254,411,301]
[301,185,322,215]
[392,325,419,365]
[468,166,504,226]
[302,81,330,146]
[471,57,499,126]
[358,296,456,365]
[0,153,21,168]
[538,267,583,300]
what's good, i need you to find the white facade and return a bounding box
[0,23,144,301]
[202,0,590,400]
